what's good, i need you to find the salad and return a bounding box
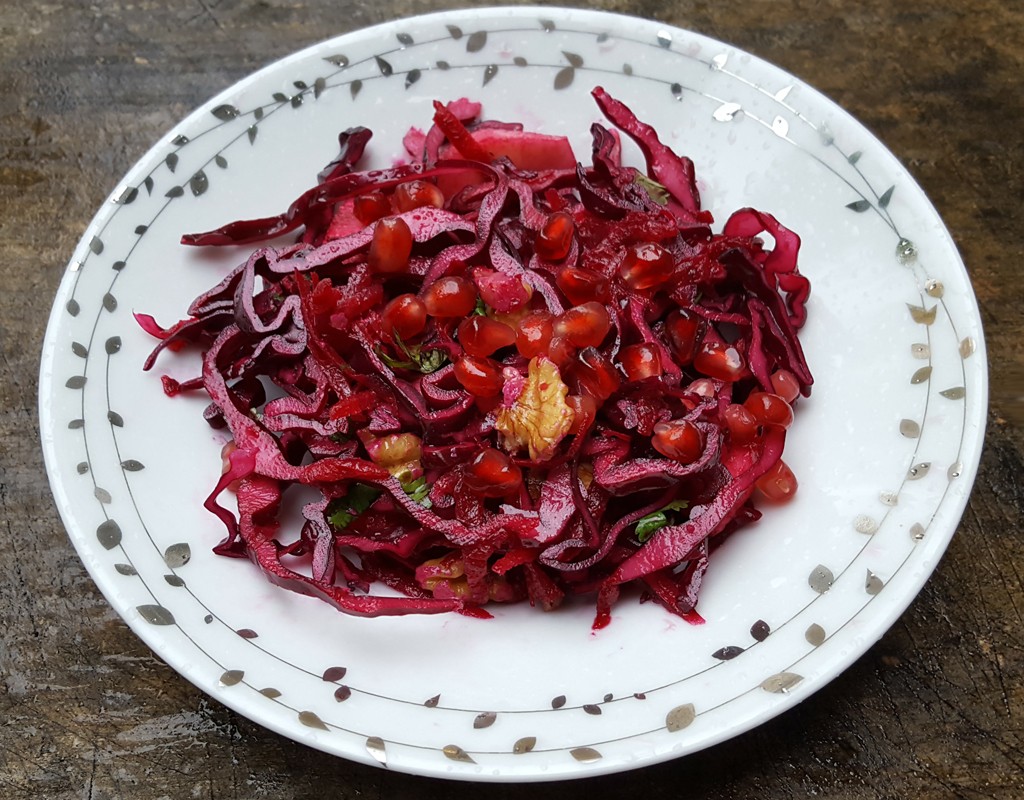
[139,87,812,628]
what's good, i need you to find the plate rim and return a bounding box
[38,3,989,782]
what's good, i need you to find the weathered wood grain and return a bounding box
[2,0,1021,798]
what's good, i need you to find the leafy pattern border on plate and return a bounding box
[47,10,981,776]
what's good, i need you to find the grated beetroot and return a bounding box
[143,89,813,627]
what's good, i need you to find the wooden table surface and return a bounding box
[3,1,1022,797]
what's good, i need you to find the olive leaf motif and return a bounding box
[211,104,239,121]
[878,185,895,208]
[376,56,393,77]
[466,30,487,52]
[554,66,575,90]
[351,80,363,99]
[324,54,349,67]
[570,747,602,763]
[220,670,244,686]
[665,703,696,732]
[137,605,175,625]
[397,32,414,45]
[513,737,536,754]
[483,64,498,86]
[97,519,122,550]
[165,152,178,173]
[446,24,463,40]
[322,666,347,682]
[365,736,387,765]
[910,366,932,384]
[189,170,209,196]
[443,744,475,763]
[846,199,871,212]
[805,624,826,646]
[89,236,104,254]
[405,69,421,89]
[298,710,328,730]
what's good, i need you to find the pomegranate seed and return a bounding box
[566,394,597,435]
[535,211,575,262]
[744,392,794,429]
[453,355,504,397]
[665,309,702,365]
[756,458,798,502]
[353,192,392,225]
[381,294,427,341]
[694,339,745,381]
[475,269,532,311]
[547,335,577,369]
[770,368,801,403]
[652,419,705,463]
[686,378,718,399]
[368,217,413,274]
[554,301,612,348]
[457,315,516,357]
[723,403,759,444]
[394,180,445,212]
[617,242,675,290]
[573,347,621,401]
[556,266,610,305]
[515,311,554,358]
[618,342,663,382]
[465,447,523,497]
[423,275,477,317]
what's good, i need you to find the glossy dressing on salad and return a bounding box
[140,88,812,628]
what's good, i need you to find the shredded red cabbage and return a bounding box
[142,88,813,627]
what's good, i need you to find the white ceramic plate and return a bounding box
[39,6,987,782]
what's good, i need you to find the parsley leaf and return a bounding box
[327,483,381,529]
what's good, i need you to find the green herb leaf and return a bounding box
[635,499,689,541]
[634,173,669,206]
[400,476,433,507]
[635,511,668,542]
[327,484,381,529]
[380,332,450,374]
